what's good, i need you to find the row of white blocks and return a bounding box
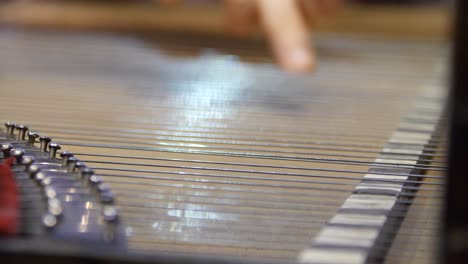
[299,84,446,264]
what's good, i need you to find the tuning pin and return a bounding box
[81,168,95,183]
[0,143,13,158]
[97,183,111,193]
[4,122,15,135]
[48,142,61,159]
[88,174,103,189]
[40,177,52,187]
[60,151,73,167]
[27,131,40,146]
[97,184,115,204]
[47,198,63,217]
[66,157,78,173]
[10,148,24,163]
[102,205,119,223]
[15,124,28,141]
[39,136,51,152]
[21,156,35,168]
[42,213,58,229]
[102,205,119,242]
[33,171,47,183]
[27,164,41,179]
[100,191,115,205]
[43,186,57,199]
[73,161,86,173]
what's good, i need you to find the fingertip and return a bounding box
[277,46,316,73]
[257,0,316,73]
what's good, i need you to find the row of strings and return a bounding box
[0,29,447,263]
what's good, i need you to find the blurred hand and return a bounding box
[159,0,341,72]
[226,0,341,72]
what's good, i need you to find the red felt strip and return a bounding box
[0,157,19,235]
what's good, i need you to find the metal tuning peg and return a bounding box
[47,198,63,218]
[15,124,28,141]
[27,164,41,179]
[80,168,95,183]
[66,157,78,173]
[27,131,40,146]
[43,185,57,199]
[102,205,119,242]
[60,151,74,167]
[102,205,119,223]
[42,213,58,229]
[4,121,15,135]
[88,174,103,189]
[21,156,35,169]
[40,177,52,188]
[39,136,52,152]
[48,142,61,159]
[73,161,86,173]
[0,143,13,158]
[96,183,115,204]
[33,171,47,183]
[10,148,24,164]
